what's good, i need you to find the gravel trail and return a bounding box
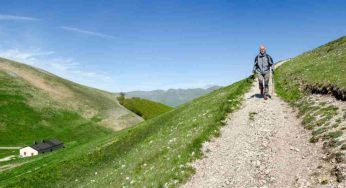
[182,80,327,188]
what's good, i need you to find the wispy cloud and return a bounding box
[60,26,116,39]
[0,14,38,21]
[0,49,54,62]
[0,48,117,91]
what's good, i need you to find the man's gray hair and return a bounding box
[259,44,266,49]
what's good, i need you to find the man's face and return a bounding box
[260,47,266,54]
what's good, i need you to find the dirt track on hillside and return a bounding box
[182,79,344,187]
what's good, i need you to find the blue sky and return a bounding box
[0,0,345,92]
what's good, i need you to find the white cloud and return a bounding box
[0,14,38,21]
[0,48,117,91]
[60,26,116,39]
[0,49,54,64]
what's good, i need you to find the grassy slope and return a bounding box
[0,58,142,146]
[275,36,346,134]
[275,36,346,103]
[0,77,253,187]
[119,97,174,120]
[0,150,16,158]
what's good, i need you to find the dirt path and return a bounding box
[182,80,328,188]
[0,155,15,162]
[0,147,22,149]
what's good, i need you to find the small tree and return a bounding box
[117,92,126,105]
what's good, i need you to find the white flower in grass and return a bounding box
[95,172,98,175]
[126,177,130,180]
[121,164,126,168]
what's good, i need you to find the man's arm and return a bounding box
[253,56,258,74]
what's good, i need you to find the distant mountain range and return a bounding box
[126,86,222,107]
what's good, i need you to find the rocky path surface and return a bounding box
[182,80,328,188]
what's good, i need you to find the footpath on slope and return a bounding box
[182,79,343,188]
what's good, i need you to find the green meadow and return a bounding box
[0,76,252,187]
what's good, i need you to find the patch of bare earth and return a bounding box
[100,108,143,131]
[0,60,73,100]
[182,80,345,188]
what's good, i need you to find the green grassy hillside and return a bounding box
[117,96,173,120]
[0,77,253,187]
[275,36,346,102]
[275,36,346,182]
[0,58,143,146]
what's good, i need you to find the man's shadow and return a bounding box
[248,93,272,99]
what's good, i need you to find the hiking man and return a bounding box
[253,45,274,100]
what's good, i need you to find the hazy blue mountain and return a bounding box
[126,86,221,107]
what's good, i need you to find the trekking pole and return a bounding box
[262,74,265,96]
[271,67,275,96]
